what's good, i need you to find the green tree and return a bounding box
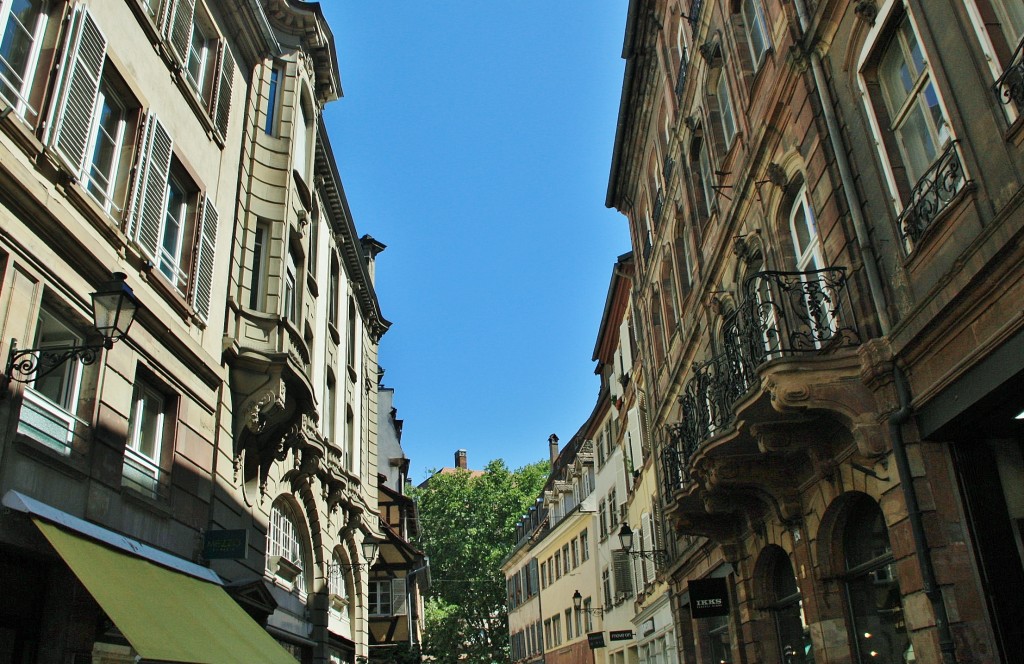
[411,458,549,663]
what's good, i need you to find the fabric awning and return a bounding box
[33,518,297,664]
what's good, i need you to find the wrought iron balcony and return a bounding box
[688,0,703,35]
[994,36,1024,108]
[661,267,860,495]
[898,140,966,249]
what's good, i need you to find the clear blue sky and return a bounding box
[322,3,631,483]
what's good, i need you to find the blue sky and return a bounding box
[322,3,631,482]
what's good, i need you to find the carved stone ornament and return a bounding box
[854,0,878,26]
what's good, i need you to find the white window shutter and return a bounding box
[128,114,172,261]
[211,41,234,136]
[165,0,195,65]
[391,577,408,616]
[48,7,106,177]
[191,195,217,321]
[642,513,656,582]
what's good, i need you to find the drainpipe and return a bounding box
[889,367,957,663]
[787,2,956,662]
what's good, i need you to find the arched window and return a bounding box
[788,187,824,273]
[328,551,352,638]
[843,495,910,663]
[758,546,814,663]
[267,501,308,595]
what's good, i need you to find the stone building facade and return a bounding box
[607,0,1024,663]
[0,1,390,662]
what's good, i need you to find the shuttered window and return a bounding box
[128,114,173,261]
[190,196,217,322]
[612,549,635,599]
[48,7,106,176]
[0,0,48,123]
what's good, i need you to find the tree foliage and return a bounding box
[410,458,549,663]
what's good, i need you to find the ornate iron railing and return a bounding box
[994,36,1024,108]
[897,140,966,248]
[688,0,703,35]
[661,268,859,493]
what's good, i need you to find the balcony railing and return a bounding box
[898,140,966,249]
[994,36,1024,108]
[661,268,859,495]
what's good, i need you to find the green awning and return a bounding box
[34,518,297,664]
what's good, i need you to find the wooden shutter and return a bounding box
[48,7,106,176]
[164,0,195,65]
[211,41,234,136]
[190,195,217,321]
[391,577,407,616]
[612,549,634,599]
[642,513,657,582]
[128,114,173,261]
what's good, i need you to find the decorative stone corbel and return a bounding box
[854,0,878,26]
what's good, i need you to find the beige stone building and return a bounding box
[607,0,1024,662]
[0,1,390,662]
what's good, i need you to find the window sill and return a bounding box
[13,435,89,479]
[135,257,197,323]
[0,103,44,157]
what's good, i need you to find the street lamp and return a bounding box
[332,533,384,572]
[617,524,668,564]
[572,590,604,616]
[3,272,140,393]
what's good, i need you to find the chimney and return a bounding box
[548,434,559,465]
[455,449,468,469]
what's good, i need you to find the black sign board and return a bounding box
[203,529,248,560]
[587,632,606,649]
[688,577,730,618]
[609,630,634,641]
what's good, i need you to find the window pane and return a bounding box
[160,179,187,284]
[895,102,937,182]
[0,0,44,102]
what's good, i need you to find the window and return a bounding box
[551,614,561,646]
[789,188,824,273]
[249,221,268,310]
[16,306,86,454]
[284,249,297,324]
[599,498,608,538]
[540,561,547,589]
[324,372,336,440]
[127,115,219,320]
[715,72,736,147]
[369,579,392,616]
[268,502,306,593]
[602,568,613,607]
[565,609,573,640]
[162,0,233,135]
[345,406,355,471]
[562,544,570,575]
[123,379,168,496]
[761,547,814,663]
[554,551,562,580]
[741,0,770,69]
[583,598,594,632]
[877,14,950,186]
[45,7,138,217]
[571,539,579,568]
[265,65,281,134]
[844,495,909,663]
[0,0,48,123]
[690,134,715,220]
[293,95,312,182]
[328,258,340,327]
[608,488,619,528]
[346,297,357,369]
[580,528,590,561]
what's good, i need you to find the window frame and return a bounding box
[741,0,771,71]
[0,0,49,124]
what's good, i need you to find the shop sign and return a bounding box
[609,630,634,641]
[587,632,606,649]
[203,529,248,559]
[688,577,730,618]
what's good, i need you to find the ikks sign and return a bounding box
[688,577,730,618]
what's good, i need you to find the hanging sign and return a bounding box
[609,630,634,641]
[688,577,730,618]
[587,632,606,649]
[203,529,248,560]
